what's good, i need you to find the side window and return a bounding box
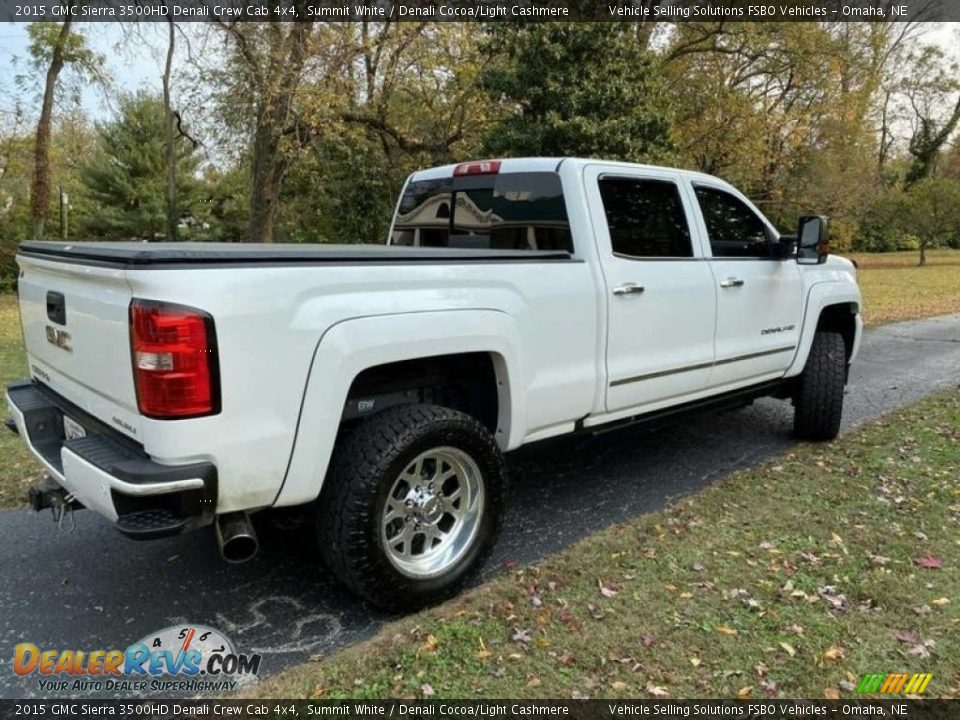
[598,177,693,258]
[694,185,772,258]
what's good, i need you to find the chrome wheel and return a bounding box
[381,446,484,579]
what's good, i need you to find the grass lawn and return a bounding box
[845,249,960,326]
[0,294,44,509]
[248,390,960,700]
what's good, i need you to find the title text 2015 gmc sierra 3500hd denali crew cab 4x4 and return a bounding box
[5,158,861,610]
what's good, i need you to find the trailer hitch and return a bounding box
[28,477,84,531]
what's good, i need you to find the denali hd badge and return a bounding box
[45,325,72,352]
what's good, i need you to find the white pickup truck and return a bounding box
[5,157,861,609]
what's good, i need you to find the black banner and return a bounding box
[0,0,956,23]
[0,700,959,720]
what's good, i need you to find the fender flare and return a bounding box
[785,282,862,378]
[274,308,524,507]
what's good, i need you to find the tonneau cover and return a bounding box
[18,241,572,267]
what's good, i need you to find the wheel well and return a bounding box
[343,353,500,433]
[816,303,858,362]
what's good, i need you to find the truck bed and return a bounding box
[18,241,573,268]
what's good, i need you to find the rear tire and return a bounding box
[317,404,505,611]
[793,330,846,441]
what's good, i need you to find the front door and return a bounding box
[584,166,717,413]
[690,183,803,388]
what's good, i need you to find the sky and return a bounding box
[1,21,958,129]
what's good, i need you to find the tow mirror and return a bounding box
[797,216,829,265]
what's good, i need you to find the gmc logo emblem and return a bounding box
[45,325,72,353]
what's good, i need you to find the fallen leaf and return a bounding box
[600,585,619,598]
[587,603,605,620]
[512,628,533,644]
[611,681,629,691]
[914,555,943,569]
[932,597,950,606]
[894,629,920,644]
[737,686,752,699]
[420,683,435,697]
[690,657,702,667]
[822,646,844,663]
[641,634,654,647]
[527,675,542,688]
[417,635,439,656]
[716,625,738,636]
[646,683,668,697]
[779,642,797,657]
[824,688,840,700]
[907,644,931,658]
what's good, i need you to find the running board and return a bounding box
[580,379,788,437]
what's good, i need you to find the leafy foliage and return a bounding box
[79,92,201,239]
[480,24,674,162]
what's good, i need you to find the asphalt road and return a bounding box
[1,314,958,698]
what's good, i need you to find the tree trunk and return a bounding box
[249,116,283,244]
[162,14,178,241]
[245,22,313,243]
[31,16,73,240]
[918,241,927,267]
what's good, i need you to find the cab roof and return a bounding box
[408,157,731,190]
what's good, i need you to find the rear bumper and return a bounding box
[5,380,217,538]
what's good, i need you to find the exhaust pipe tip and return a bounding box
[215,512,259,564]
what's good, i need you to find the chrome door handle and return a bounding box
[720,278,745,288]
[613,283,645,296]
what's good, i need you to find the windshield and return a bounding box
[391,172,573,252]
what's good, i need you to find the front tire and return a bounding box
[317,404,506,611]
[793,330,846,441]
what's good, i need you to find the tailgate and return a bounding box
[16,253,142,441]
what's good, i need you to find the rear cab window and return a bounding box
[598,177,693,259]
[391,172,573,252]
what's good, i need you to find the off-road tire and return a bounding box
[793,330,846,441]
[317,404,506,611]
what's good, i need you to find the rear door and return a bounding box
[689,182,803,388]
[584,165,717,413]
[16,253,141,440]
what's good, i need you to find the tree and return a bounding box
[479,24,674,161]
[80,92,200,239]
[896,178,960,265]
[25,16,103,239]
[901,45,960,186]
[210,17,319,242]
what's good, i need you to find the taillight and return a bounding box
[453,160,501,176]
[129,299,220,419]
